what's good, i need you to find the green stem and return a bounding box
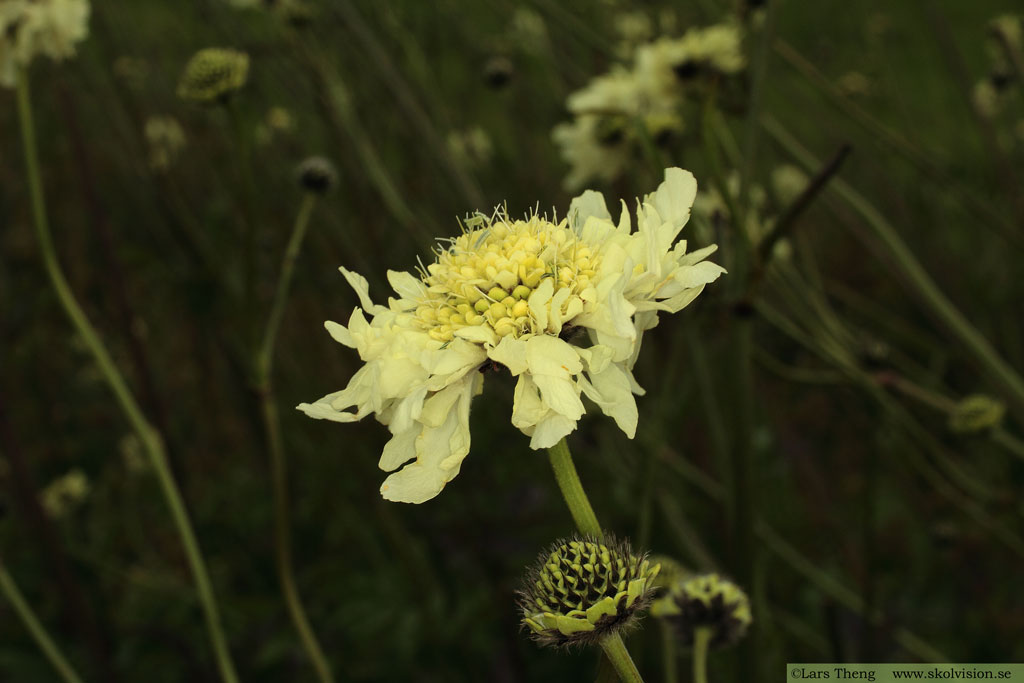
[692,627,712,683]
[547,438,644,682]
[0,557,84,683]
[764,115,1024,423]
[226,99,257,348]
[255,194,335,683]
[546,438,601,538]
[658,447,951,663]
[737,0,776,232]
[257,193,316,378]
[661,621,679,683]
[599,633,644,683]
[16,67,239,683]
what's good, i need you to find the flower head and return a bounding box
[1,0,90,88]
[177,47,249,103]
[298,168,725,503]
[518,536,660,648]
[651,573,752,649]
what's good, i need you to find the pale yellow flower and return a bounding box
[446,127,494,168]
[634,22,745,98]
[972,79,1002,118]
[553,68,681,190]
[553,22,742,190]
[40,468,90,519]
[1,0,90,88]
[299,169,725,503]
[145,115,187,171]
[771,164,809,207]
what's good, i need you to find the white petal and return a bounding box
[576,344,614,374]
[527,278,554,330]
[652,167,697,234]
[678,244,719,267]
[511,374,547,428]
[379,376,478,504]
[379,424,418,471]
[454,325,499,347]
[581,363,638,438]
[569,189,611,233]
[386,386,428,434]
[673,261,727,290]
[546,287,572,333]
[340,267,379,313]
[296,399,361,422]
[324,320,354,348]
[533,374,586,420]
[488,335,530,375]
[525,335,583,377]
[387,269,427,300]
[529,414,577,449]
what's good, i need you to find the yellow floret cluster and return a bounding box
[415,215,599,342]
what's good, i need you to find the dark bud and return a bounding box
[732,299,755,319]
[859,336,890,370]
[673,60,702,80]
[296,156,338,194]
[483,56,515,89]
[653,127,676,148]
[990,71,1012,92]
[595,115,628,146]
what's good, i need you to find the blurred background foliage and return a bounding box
[2,0,1024,681]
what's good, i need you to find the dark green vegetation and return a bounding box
[2,0,1023,680]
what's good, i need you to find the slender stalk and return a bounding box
[763,115,1024,422]
[254,193,335,683]
[599,633,644,683]
[691,627,712,683]
[0,394,114,682]
[333,0,484,208]
[657,447,951,663]
[257,193,317,377]
[546,438,601,538]
[16,68,239,683]
[737,0,776,231]
[774,38,1022,245]
[226,99,259,352]
[0,558,84,683]
[661,621,679,683]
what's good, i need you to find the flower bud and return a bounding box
[482,56,514,89]
[517,536,660,648]
[296,156,338,194]
[651,573,751,649]
[177,47,249,103]
[949,394,1006,434]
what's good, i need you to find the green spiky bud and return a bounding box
[177,48,249,103]
[647,554,692,593]
[949,395,1006,434]
[517,536,660,648]
[650,573,751,649]
[296,156,338,194]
